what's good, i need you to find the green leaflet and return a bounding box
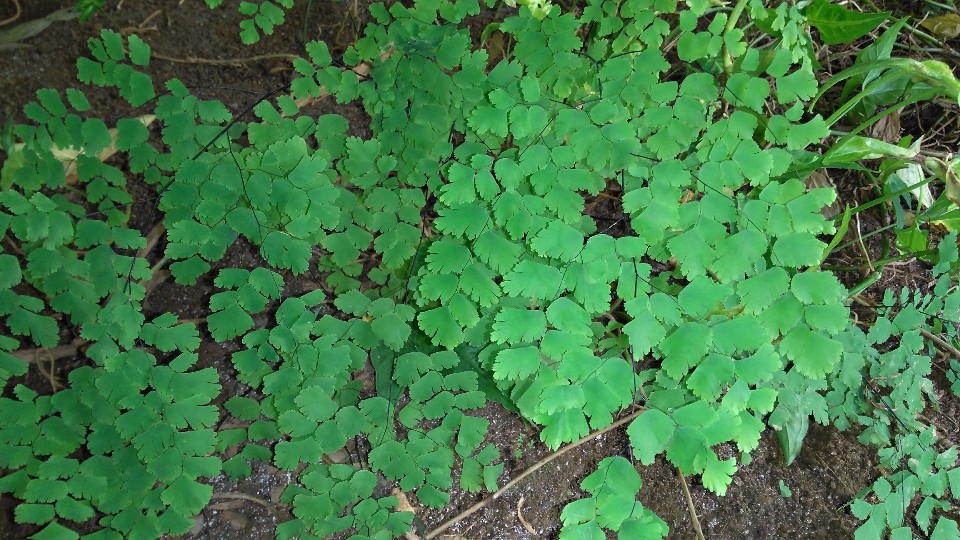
[2,1,958,539]
[559,456,667,537]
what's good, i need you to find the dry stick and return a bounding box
[677,467,706,540]
[34,351,59,392]
[152,52,299,66]
[920,327,960,362]
[209,492,277,516]
[137,223,166,260]
[11,238,174,364]
[0,0,21,27]
[13,338,86,364]
[426,407,646,539]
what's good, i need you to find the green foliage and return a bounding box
[209,0,296,44]
[1,0,959,539]
[559,456,667,538]
[75,0,106,22]
[804,0,888,45]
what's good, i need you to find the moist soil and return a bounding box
[0,1,958,539]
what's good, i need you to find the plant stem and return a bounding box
[678,468,707,540]
[425,407,646,539]
[723,0,749,77]
[208,492,277,516]
[922,0,958,11]
[893,42,960,60]
[920,327,960,362]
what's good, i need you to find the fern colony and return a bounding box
[2,0,960,538]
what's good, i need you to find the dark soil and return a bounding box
[1,2,958,540]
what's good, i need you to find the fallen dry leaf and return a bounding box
[62,114,157,185]
[220,509,251,530]
[804,170,842,219]
[867,109,901,144]
[393,488,417,514]
[922,14,960,39]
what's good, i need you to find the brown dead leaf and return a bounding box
[220,509,251,530]
[325,449,351,464]
[137,222,166,260]
[867,109,901,143]
[0,8,78,49]
[922,14,960,39]
[392,488,417,514]
[270,484,286,504]
[804,170,842,219]
[390,488,428,539]
[62,114,156,185]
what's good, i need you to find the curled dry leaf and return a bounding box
[325,449,351,464]
[0,8,78,49]
[516,495,538,536]
[922,14,960,40]
[866,109,901,144]
[207,500,245,511]
[945,163,960,206]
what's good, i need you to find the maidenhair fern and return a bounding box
[1,0,959,538]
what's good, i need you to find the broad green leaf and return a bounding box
[932,518,960,540]
[805,0,888,45]
[0,254,22,288]
[770,403,809,466]
[791,272,846,305]
[773,234,826,268]
[372,312,411,351]
[660,322,711,379]
[666,426,709,474]
[701,454,736,496]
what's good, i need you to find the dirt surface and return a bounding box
[1,1,959,540]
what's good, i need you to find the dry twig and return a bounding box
[0,0,21,27]
[920,327,960,362]
[677,468,706,540]
[426,408,646,538]
[209,492,277,516]
[151,52,298,66]
[12,338,86,364]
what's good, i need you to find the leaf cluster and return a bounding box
[2,0,960,539]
